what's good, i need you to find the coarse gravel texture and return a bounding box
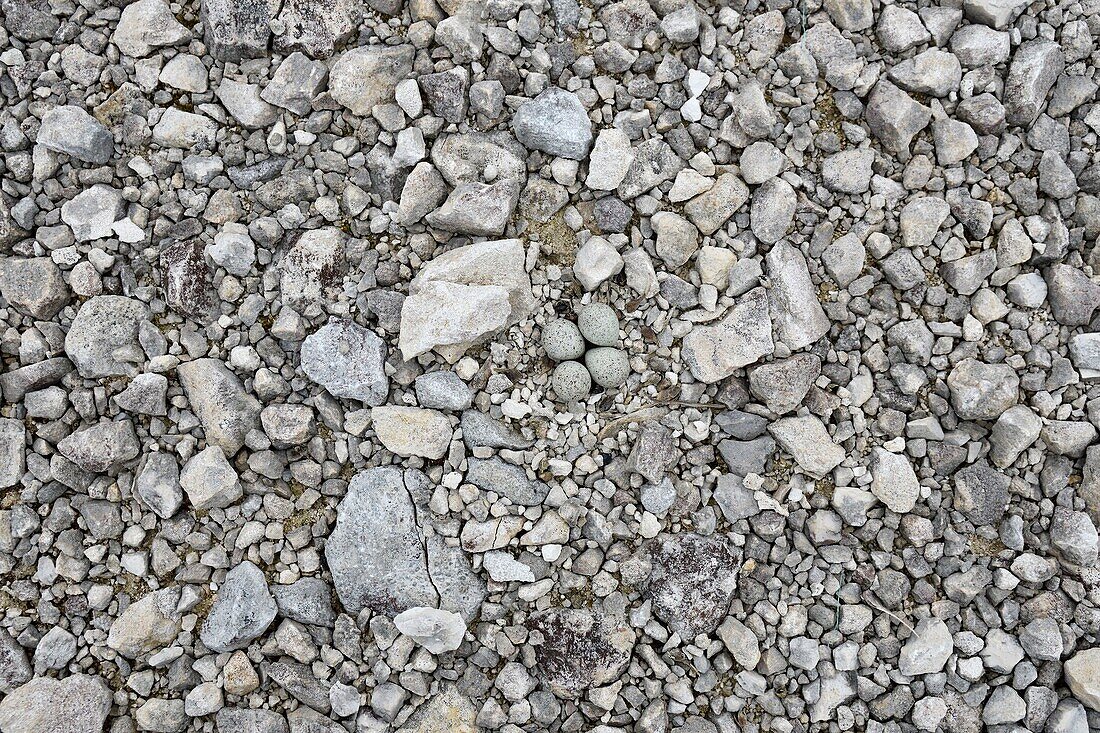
[1,0,1100,732]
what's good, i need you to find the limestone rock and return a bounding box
[177,358,262,455]
[200,561,277,652]
[301,320,389,406]
[0,674,111,733]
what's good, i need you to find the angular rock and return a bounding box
[513,87,592,160]
[466,457,548,506]
[274,0,359,58]
[527,607,635,697]
[1065,648,1100,711]
[682,287,774,383]
[963,0,1028,28]
[326,467,484,620]
[58,419,140,473]
[113,0,191,56]
[200,561,277,652]
[216,79,279,128]
[684,172,748,235]
[769,416,844,478]
[60,185,125,242]
[460,410,533,450]
[0,630,31,693]
[946,359,1018,420]
[280,228,347,307]
[181,445,243,511]
[866,80,932,154]
[587,128,633,190]
[750,178,796,243]
[301,320,389,406]
[767,242,830,351]
[160,239,216,324]
[394,607,466,654]
[262,53,329,115]
[888,49,962,97]
[108,586,183,658]
[1004,40,1065,126]
[177,358,262,455]
[646,533,739,637]
[869,448,921,513]
[0,674,111,733]
[414,371,473,411]
[135,452,183,519]
[201,0,280,61]
[152,108,219,149]
[399,239,534,361]
[989,405,1042,468]
[273,578,336,628]
[953,462,1009,526]
[619,138,684,200]
[0,257,69,320]
[36,105,113,164]
[748,353,820,414]
[899,618,953,676]
[330,44,414,116]
[372,406,452,460]
[1046,264,1100,327]
[216,708,288,733]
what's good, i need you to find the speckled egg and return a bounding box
[577,303,620,347]
[585,347,630,389]
[552,361,592,401]
[542,319,585,362]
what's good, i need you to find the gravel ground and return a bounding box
[1,0,1100,731]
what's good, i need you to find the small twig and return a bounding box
[861,592,915,634]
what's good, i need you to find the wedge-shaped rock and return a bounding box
[682,287,773,383]
[36,105,113,164]
[177,358,261,455]
[200,561,277,652]
[767,242,830,350]
[108,586,183,658]
[1004,40,1065,126]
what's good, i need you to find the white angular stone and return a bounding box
[394,607,467,654]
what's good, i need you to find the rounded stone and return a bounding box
[542,319,585,362]
[552,361,592,401]
[577,303,620,346]
[585,347,630,389]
